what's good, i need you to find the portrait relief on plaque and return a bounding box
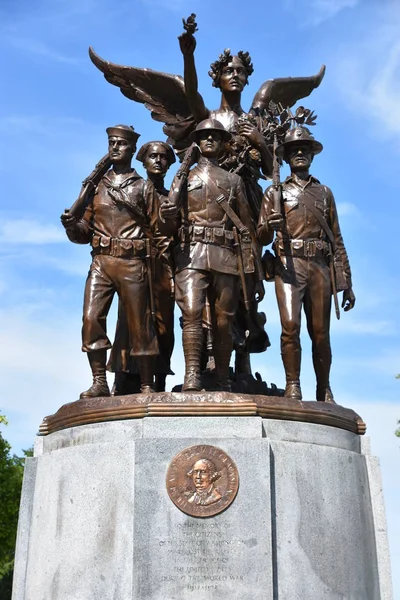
[166,445,239,517]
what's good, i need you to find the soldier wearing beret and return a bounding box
[258,126,355,402]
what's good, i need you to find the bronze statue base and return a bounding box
[39,392,366,436]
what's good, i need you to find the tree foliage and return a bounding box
[0,414,32,598]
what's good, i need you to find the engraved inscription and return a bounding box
[156,522,249,594]
[166,445,239,517]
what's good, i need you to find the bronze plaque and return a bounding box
[166,445,239,517]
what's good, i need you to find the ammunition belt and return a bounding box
[91,235,146,259]
[274,238,329,259]
[179,226,235,247]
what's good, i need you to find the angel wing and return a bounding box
[89,47,198,149]
[250,65,326,112]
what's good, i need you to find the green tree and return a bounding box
[0,415,32,598]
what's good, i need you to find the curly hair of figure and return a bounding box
[187,459,221,483]
[208,48,254,88]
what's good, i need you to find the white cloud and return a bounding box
[331,318,396,336]
[6,36,81,65]
[336,201,360,217]
[284,0,358,25]
[0,219,66,245]
[335,3,400,141]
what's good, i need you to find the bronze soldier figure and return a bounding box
[257,126,355,402]
[160,119,256,392]
[61,125,159,398]
[108,141,176,393]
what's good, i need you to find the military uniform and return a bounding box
[258,172,352,400]
[65,167,159,390]
[168,155,255,390]
[108,179,175,390]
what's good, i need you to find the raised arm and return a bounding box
[178,32,209,122]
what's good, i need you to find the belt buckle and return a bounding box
[306,241,315,257]
[205,228,212,242]
[110,238,116,257]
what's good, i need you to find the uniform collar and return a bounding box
[197,156,219,169]
[284,173,320,189]
[106,168,141,185]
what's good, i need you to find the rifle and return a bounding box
[160,143,198,222]
[272,132,283,221]
[204,296,216,372]
[64,153,112,219]
[233,227,250,312]
[145,239,156,323]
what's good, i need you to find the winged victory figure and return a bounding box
[88,14,326,383]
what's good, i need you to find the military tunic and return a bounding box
[65,168,159,357]
[164,156,255,388]
[108,179,175,377]
[257,173,352,388]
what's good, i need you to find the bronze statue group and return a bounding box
[61,15,355,403]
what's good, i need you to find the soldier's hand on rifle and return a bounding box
[160,201,178,220]
[255,280,265,303]
[266,212,284,232]
[60,210,77,229]
[178,32,196,56]
[342,288,355,312]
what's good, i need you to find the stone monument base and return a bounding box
[12,397,392,599]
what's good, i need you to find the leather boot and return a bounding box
[155,373,167,393]
[182,368,202,392]
[284,380,302,401]
[138,357,155,393]
[213,327,233,392]
[80,350,110,399]
[313,346,332,402]
[234,349,252,376]
[112,372,141,396]
[182,325,203,392]
[316,385,336,404]
[281,347,302,400]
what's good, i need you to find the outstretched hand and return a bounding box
[342,288,355,311]
[178,32,196,56]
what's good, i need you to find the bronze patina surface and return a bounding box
[166,445,239,517]
[39,394,366,437]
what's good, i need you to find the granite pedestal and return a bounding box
[12,411,393,600]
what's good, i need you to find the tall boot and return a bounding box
[234,349,252,376]
[213,327,233,392]
[182,325,203,391]
[282,347,302,400]
[155,373,167,392]
[313,349,335,403]
[138,357,155,394]
[80,350,110,399]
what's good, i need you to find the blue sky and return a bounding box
[0,0,399,593]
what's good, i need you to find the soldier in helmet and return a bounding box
[160,118,257,392]
[257,126,355,403]
[61,125,159,398]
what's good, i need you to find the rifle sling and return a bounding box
[294,189,337,252]
[193,167,248,233]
